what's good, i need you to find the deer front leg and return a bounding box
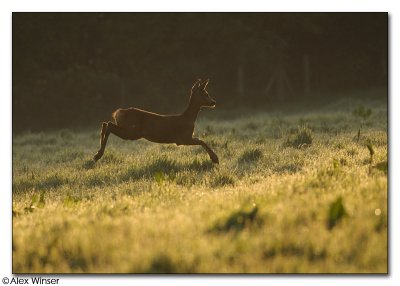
[183,138,219,164]
[94,122,140,162]
[100,122,107,145]
[94,122,107,161]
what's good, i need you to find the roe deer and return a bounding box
[93,78,219,163]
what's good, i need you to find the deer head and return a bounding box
[190,78,216,108]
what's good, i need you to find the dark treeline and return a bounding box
[13,13,387,131]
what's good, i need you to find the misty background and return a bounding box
[12,13,387,132]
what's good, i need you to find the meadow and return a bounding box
[12,90,388,273]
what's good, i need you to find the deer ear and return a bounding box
[201,78,210,90]
[191,78,202,91]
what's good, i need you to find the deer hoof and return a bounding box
[211,154,219,164]
[93,151,103,162]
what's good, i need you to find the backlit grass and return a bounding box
[12,92,387,273]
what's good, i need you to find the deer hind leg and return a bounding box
[182,137,219,164]
[93,121,141,162]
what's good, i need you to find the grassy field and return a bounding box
[12,91,388,273]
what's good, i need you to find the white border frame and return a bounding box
[2,1,397,285]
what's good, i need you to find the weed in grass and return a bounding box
[211,204,260,233]
[327,159,343,177]
[366,143,376,174]
[146,254,177,273]
[366,143,375,164]
[347,148,358,157]
[335,142,345,150]
[64,251,89,272]
[375,212,387,232]
[154,172,166,186]
[154,171,176,186]
[284,126,313,148]
[374,161,388,174]
[63,194,81,208]
[327,196,347,230]
[339,158,348,166]
[264,243,327,262]
[353,105,373,141]
[24,191,46,213]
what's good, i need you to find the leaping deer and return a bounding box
[93,79,219,164]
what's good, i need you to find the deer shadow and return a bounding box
[118,157,215,183]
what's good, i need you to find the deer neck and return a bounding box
[183,97,201,122]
